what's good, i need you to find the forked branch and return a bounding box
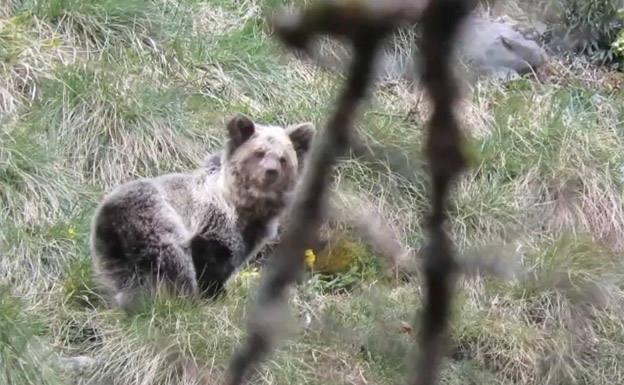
[224,1,472,385]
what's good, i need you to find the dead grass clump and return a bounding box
[0,125,84,227]
[25,0,160,53]
[545,176,624,250]
[31,64,216,186]
[0,14,76,114]
[454,235,624,385]
[0,285,63,385]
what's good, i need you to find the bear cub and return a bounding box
[90,115,316,308]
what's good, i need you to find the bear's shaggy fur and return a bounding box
[90,115,316,308]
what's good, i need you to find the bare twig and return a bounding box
[224,1,472,385]
[409,0,473,384]
[225,7,402,385]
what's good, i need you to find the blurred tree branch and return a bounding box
[224,1,473,384]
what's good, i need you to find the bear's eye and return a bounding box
[279,156,287,164]
[254,150,265,159]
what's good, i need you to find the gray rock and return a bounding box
[458,16,548,77]
[309,15,548,82]
[59,355,97,373]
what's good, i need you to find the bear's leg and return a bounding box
[112,244,198,310]
[91,203,144,308]
[148,242,199,298]
[189,234,235,300]
[91,182,199,307]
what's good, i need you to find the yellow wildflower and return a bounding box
[68,227,77,239]
[304,249,316,269]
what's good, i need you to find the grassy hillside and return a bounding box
[1,1,624,384]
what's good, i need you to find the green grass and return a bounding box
[1,0,624,384]
[0,125,84,227]
[0,285,64,385]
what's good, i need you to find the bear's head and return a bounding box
[220,114,316,218]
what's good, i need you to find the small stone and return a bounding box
[59,355,96,373]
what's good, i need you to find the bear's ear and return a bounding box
[226,115,255,154]
[286,122,316,163]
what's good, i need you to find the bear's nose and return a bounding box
[264,168,279,184]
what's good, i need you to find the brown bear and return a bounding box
[90,115,316,309]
